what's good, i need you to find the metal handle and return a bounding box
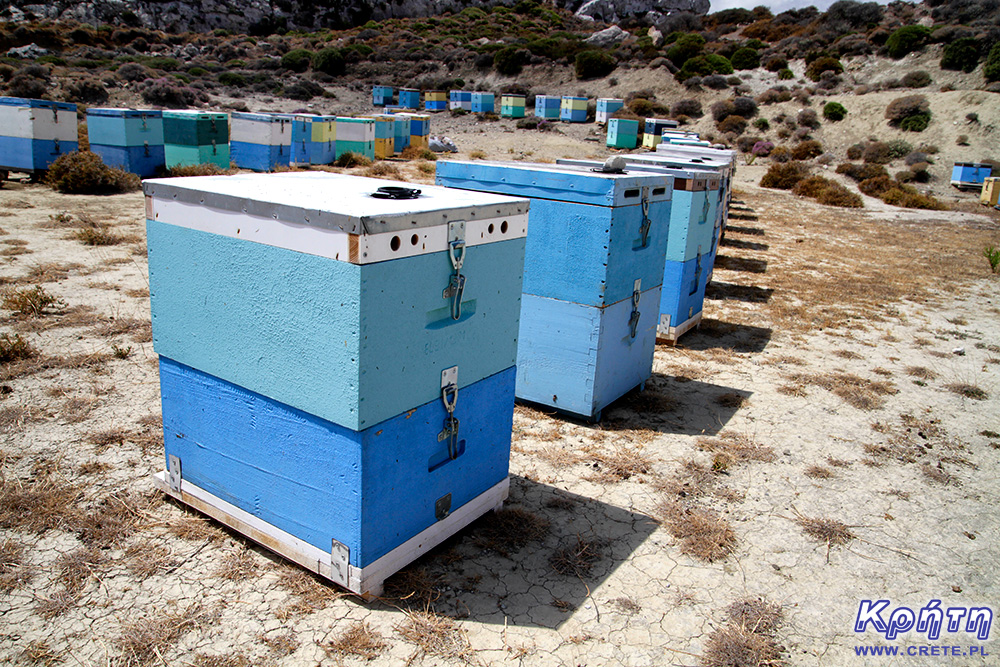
[628,279,641,339]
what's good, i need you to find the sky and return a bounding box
[706,0,900,13]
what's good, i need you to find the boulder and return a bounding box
[584,25,628,48]
[575,0,710,25]
[7,43,48,58]
[648,25,664,47]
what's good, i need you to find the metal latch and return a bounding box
[637,186,652,248]
[168,454,182,493]
[628,279,641,339]
[52,107,58,123]
[211,139,217,155]
[690,247,702,296]
[53,138,60,155]
[437,366,460,460]
[702,188,711,222]
[330,539,349,587]
[140,112,148,130]
[442,221,466,321]
[144,140,150,157]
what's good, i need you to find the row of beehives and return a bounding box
[144,138,736,598]
[0,96,432,178]
[373,85,631,123]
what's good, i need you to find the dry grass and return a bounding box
[272,562,341,615]
[804,465,833,479]
[35,589,79,620]
[905,365,937,380]
[364,162,404,179]
[55,545,108,592]
[826,456,852,467]
[395,610,473,662]
[20,640,63,666]
[697,432,776,465]
[945,383,988,400]
[382,565,443,605]
[657,460,719,499]
[0,537,32,592]
[791,372,897,410]
[582,443,653,483]
[87,425,130,451]
[797,516,855,561]
[214,548,259,582]
[549,535,603,577]
[23,262,83,283]
[472,507,549,556]
[115,603,218,667]
[2,285,60,317]
[323,621,389,661]
[124,541,176,579]
[715,392,749,408]
[702,622,787,667]
[261,631,299,657]
[612,597,642,614]
[921,462,957,485]
[660,503,737,562]
[77,491,150,548]
[728,597,784,634]
[0,332,38,363]
[0,473,82,533]
[166,511,226,543]
[93,317,152,342]
[191,654,253,667]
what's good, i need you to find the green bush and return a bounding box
[313,48,345,76]
[823,101,847,121]
[575,50,616,79]
[984,43,1000,82]
[900,70,932,88]
[940,38,980,73]
[730,47,760,70]
[667,33,705,66]
[765,55,787,72]
[778,68,794,80]
[145,57,182,71]
[218,72,246,86]
[705,54,734,75]
[188,66,208,76]
[494,46,525,75]
[280,49,313,72]
[900,113,930,132]
[885,25,931,59]
[805,56,843,82]
[45,151,140,195]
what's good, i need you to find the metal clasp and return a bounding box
[144,140,150,157]
[443,221,466,321]
[628,279,641,339]
[53,138,60,155]
[637,186,652,248]
[437,366,460,460]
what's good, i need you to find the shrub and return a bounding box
[764,55,787,72]
[753,117,770,131]
[778,68,794,80]
[815,182,864,207]
[283,79,324,101]
[45,151,140,194]
[141,77,199,106]
[757,88,792,105]
[281,49,313,72]
[846,142,865,160]
[885,139,913,159]
[900,70,932,89]
[677,56,713,81]
[67,78,108,104]
[334,152,371,168]
[805,56,843,82]
[117,62,151,82]
[718,115,747,135]
[313,48,345,76]
[880,184,947,210]
[731,96,758,118]
[736,135,762,153]
[900,113,930,132]
[702,75,728,89]
[752,140,774,157]
[940,38,980,73]
[760,161,810,189]
[862,142,893,164]
[985,43,1000,82]
[885,95,929,126]
[885,25,931,59]
[672,99,703,118]
[858,175,895,196]
[957,134,969,146]
[575,49,617,80]
[823,101,847,121]
[792,140,823,160]
[792,175,834,198]
[705,54,734,75]
[145,57,181,72]
[836,162,889,181]
[494,46,524,76]
[711,100,735,122]
[731,47,760,70]
[7,65,50,98]
[769,146,791,162]
[667,33,706,66]
[218,72,246,87]
[797,108,820,129]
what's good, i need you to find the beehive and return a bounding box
[982,177,1000,207]
[642,118,678,149]
[606,118,639,149]
[372,116,395,158]
[372,85,395,107]
[436,161,674,420]
[471,92,495,114]
[399,88,421,110]
[449,90,472,111]
[289,114,318,166]
[595,98,624,124]
[86,108,164,178]
[0,97,78,175]
[534,95,560,119]
[162,110,229,169]
[390,115,410,154]
[229,112,293,172]
[500,94,526,119]
[951,162,993,190]
[399,113,430,150]
[334,117,375,161]
[145,171,530,597]
[424,91,447,112]
[560,96,588,123]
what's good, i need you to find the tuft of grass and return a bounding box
[2,285,59,317]
[583,443,652,483]
[797,516,855,562]
[0,473,82,533]
[945,383,988,400]
[727,597,784,634]
[35,589,79,620]
[921,462,957,485]
[55,545,108,592]
[400,146,437,161]
[115,604,217,667]
[20,640,62,666]
[417,160,436,175]
[124,541,175,579]
[715,392,748,408]
[905,366,937,380]
[395,610,473,662]
[804,465,833,479]
[76,491,149,548]
[697,432,776,464]
[323,621,389,661]
[75,225,122,246]
[473,507,549,556]
[364,162,404,179]
[702,621,787,667]
[87,426,130,451]
[166,163,230,177]
[214,548,259,582]
[612,597,642,614]
[261,631,299,658]
[469,149,487,159]
[334,152,372,168]
[661,503,737,562]
[794,372,897,410]
[0,537,33,593]
[0,333,38,363]
[984,245,1000,274]
[192,654,253,667]
[550,535,603,577]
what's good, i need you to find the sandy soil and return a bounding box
[1,120,999,666]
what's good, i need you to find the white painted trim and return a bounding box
[656,311,703,345]
[149,198,528,264]
[152,471,508,598]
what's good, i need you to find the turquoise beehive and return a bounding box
[86,108,165,178]
[162,110,229,169]
[436,160,674,420]
[146,171,529,597]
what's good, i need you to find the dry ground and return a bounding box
[0,135,998,666]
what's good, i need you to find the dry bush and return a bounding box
[836,162,888,182]
[0,473,82,533]
[791,140,822,160]
[583,443,652,482]
[35,589,78,620]
[921,462,957,485]
[323,621,389,661]
[702,622,786,667]
[549,535,603,577]
[214,548,259,581]
[77,491,149,548]
[73,215,123,246]
[804,465,833,479]
[55,545,108,592]
[417,160,436,175]
[165,163,231,177]
[116,604,217,667]
[794,372,896,410]
[0,537,32,592]
[400,146,437,161]
[660,502,737,561]
[728,597,784,634]
[760,162,809,190]
[473,507,549,556]
[20,640,62,666]
[395,610,473,662]
[697,432,776,464]
[905,366,937,380]
[333,152,372,168]
[2,285,59,316]
[124,541,175,579]
[365,162,404,179]
[797,516,855,553]
[0,333,38,363]
[192,654,253,667]
[45,151,140,195]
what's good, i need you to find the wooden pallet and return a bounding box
[656,311,703,346]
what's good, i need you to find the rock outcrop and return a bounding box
[574,0,710,25]
[583,25,628,48]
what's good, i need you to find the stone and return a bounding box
[6,43,48,58]
[575,0,710,25]
[648,25,663,47]
[584,25,628,48]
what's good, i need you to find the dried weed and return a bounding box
[945,383,988,400]
[549,535,603,577]
[20,640,63,666]
[727,597,784,634]
[660,503,737,562]
[214,548,259,582]
[473,507,549,556]
[0,537,32,592]
[804,465,833,479]
[395,610,473,662]
[702,623,786,667]
[323,621,389,661]
[0,473,82,533]
[55,545,108,592]
[115,603,217,667]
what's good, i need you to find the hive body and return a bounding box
[0,97,78,173]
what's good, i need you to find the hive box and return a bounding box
[436,160,674,420]
[290,114,319,166]
[399,113,430,150]
[534,95,560,119]
[642,118,678,149]
[372,116,395,158]
[0,97,78,175]
[86,108,164,178]
[595,98,624,124]
[557,156,722,344]
[500,94,526,119]
[390,115,410,154]
[560,96,588,123]
[163,110,229,169]
[372,85,395,107]
[424,91,447,112]
[450,90,472,111]
[146,172,530,596]
[335,117,375,161]
[982,177,1000,207]
[471,92,495,114]
[607,118,639,149]
[229,112,293,172]
[951,162,992,190]
[399,88,421,110]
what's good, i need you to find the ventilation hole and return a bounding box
[501,220,508,233]
[410,234,419,246]
[653,187,666,196]
[624,189,640,198]
[390,235,401,251]
[488,223,495,234]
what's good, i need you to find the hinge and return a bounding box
[168,454,182,493]
[437,366,460,459]
[435,493,452,521]
[442,221,467,321]
[330,539,349,588]
[628,279,641,339]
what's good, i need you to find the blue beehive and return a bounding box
[0,97,78,176]
[86,108,165,178]
[642,118,678,149]
[436,161,674,420]
[229,112,293,172]
[145,171,529,596]
[534,95,560,119]
[595,98,624,124]
[290,114,319,166]
[373,85,395,106]
[450,90,472,111]
[392,115,411,153]
[399,88,421,110]
[607,118,639,149]
[471,92,495,114]
[951,162,992,190]
[163,110,229,169]
[560,96,588,123]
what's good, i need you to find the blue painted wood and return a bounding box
[664,189,713,263]
[164,142,230,169]
[90,143,165,178]
[148,221,525,431]
[335,140,374,160]
[952,163,992,186]
[399,89,421,109]
[0,136,79,172]
[0,96,75,111]
[230,141,290,172]
[373,85,395,106]
[86,109,164,146]
[659,255,709,330]
[160,357,515,567]
[516,288,661,419]
[162,112,227,146]
[471,93,494,113]
[291,116,315,165]
[534,96,560,119]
